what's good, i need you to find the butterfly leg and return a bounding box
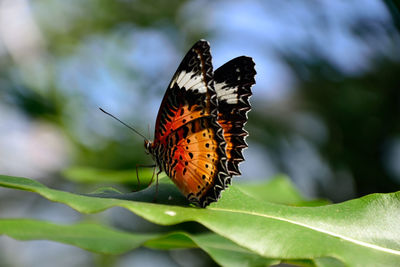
[153,169,162,203]
[147,166,156,189]
[135,164,156,191]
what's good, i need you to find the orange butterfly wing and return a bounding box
[151,40,230,207]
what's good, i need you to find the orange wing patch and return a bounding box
[155,100,210,145]
[164,118,220,201]
[217,117,247,174]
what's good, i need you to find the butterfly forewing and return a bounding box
[154,41,212,143]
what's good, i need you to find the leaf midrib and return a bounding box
[208,207,400,256]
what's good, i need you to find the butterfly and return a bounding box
[144,40,256,207]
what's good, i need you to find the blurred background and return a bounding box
[0,0,400,266]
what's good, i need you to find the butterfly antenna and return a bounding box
[147,123,151,140]
[99,108,149,141]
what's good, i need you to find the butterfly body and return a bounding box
[145,40,256,207]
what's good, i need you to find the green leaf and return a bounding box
[237,175,330,206]
[146,232,279,266]
[62,166,156,185]
[0,174,399,266]
[0,218,276,266]
[313,257,347,267]
[187,233,279,267]
[0,218,155,254]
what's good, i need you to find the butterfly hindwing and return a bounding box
[214,56,256,176]
[152,40,230,207]
[164,118,224,205]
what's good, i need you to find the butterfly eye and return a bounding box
[144,140,150,154]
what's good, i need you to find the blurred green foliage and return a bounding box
[1,0,399,201]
